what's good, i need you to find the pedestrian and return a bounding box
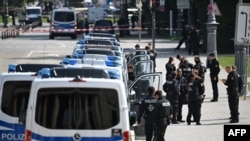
[163,72,180,124]
[127,64,135,82]
[145,45,157,72]
[175,27,188,50]
[207,53,220,102]
[232,66,243,95]
[84,17,89,35]
[49,0,53,11]
[193,55,206,79]
[153,90,172,141]
[221,66,239,123]
[176,68,187,122]
[165,57,176,80]
[186,73,204,125]
[176,54,185,70]
[118,16,125,37]
[182,58,193,80]
[187,24,199,55]
[137,86,157,141]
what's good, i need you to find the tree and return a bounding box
[191,0,250,53]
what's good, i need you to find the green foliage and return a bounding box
[192,0,250,54]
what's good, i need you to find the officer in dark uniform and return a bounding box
[232,66,243,95]
[193,55,206,79]
[153,90,172,141]
[207,53,220,102]
[176,68,187,122]
[186,73,204,125]
[137,86,157,141]
[222,66,239,123]
[163,72,180,124]
[176,54,185,70]
[182,58,193,80]
[187,24,199,55]
[165,57,176,80]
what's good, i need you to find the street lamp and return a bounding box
[205,0,219,58]
[3,0,9,28]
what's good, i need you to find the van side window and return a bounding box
[1,81,32,117]
[35,88,120,129]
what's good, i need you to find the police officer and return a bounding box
[182,58,193,80]
[207,53,220,102]
[176,54,185,69]
[145,46,157,72]
[153,90,172,141]
[137,86,157,141]
[165,57,176,80]
[222,66,239,123]
[176,68,187,122]
[232,66,243,95]
[186,73,204,125]
[187,24,199,55]
[193,55,206,79]
[163,72,180,124]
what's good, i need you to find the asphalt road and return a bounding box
[0,24,250,141]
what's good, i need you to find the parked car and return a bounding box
[93,19,115,34]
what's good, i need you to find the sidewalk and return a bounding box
[119,37,250,141]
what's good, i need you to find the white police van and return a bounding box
[22,66,131,141]
[49,7,77,39]
[0,64,63,141]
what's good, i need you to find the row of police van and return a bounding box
[0,32,163,141]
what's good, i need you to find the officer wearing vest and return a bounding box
[137,86,157,141]
[193,55,206,79]
[163,72,180,124]
[207,53,220,102]
[222,66,239,123]
[182,58,193,79]
[176,68,187,122]
[186,73,203,125]
[153,90,172,141]
[165,57,176,80]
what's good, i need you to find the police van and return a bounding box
[49,7,77,39]
[22,67,131,141]
[0,64,63,141]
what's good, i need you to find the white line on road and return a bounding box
[27,51,33,58]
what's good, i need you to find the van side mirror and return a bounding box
[19,110,26,125]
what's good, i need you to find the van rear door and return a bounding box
[26,79,130,141]
[128,72,163,140]
[0,73,35,141]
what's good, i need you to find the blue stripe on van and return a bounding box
[32,132,123,141]
[0,120,25,141]
[54,22,75,30]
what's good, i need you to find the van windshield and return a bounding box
[54,11,75,22]
[35,88,120,129]
[1,81,32,117]
[26,9,41,15]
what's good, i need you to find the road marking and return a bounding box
[27,51,33,58]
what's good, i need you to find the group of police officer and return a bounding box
[164,54,206,125]
[135,52,242,141]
